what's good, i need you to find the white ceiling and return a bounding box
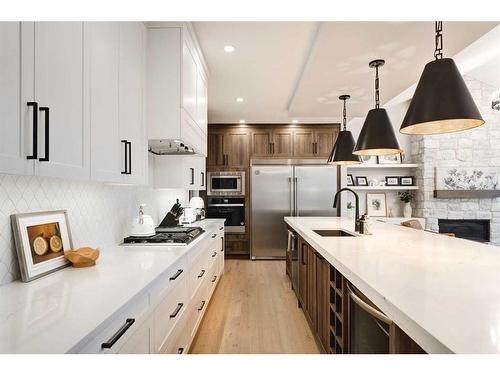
[193,21,498,124]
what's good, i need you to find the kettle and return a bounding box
[130,204,155,237]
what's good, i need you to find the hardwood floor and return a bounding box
[190,259,320,354]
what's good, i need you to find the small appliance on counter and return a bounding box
[129,204,155,237]
[179,207,197,224]
[189,196,206,220]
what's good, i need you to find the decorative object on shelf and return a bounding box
[347,201,355,219]
[328,95,362,165]
[377,153,402,164]
[353,59,402,156]
[388,207,394,217]
[10,210,73,282]
[436,167,498,190]
[398,190,414,218]
[361,155,378,164]
[493,90,500,111]
[347,174,354,186]
[400,22,484,135]
[385,176,400,186]
[400,176,415,186]
[369,178,379,187]
[366,193,387,217]
[64,247,100,268]
[355,176,368,186]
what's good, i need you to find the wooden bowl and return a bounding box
[64,247,100,268]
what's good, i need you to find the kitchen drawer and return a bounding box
[188,246,210,299]
[149,257,187,306]
[72,292,150,354]
[186,278,209,342]
[161,315,189,354]
[207,262,220,299]
[154,275,188,353]
[117,315,153,354]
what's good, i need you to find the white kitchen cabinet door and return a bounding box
[27,22,90,180]
[117,316,153,354]
[0,22,33,175]
[119,22,147,185]
[87,22,122,183]
[196,70,208,135]
[195,156,206,191]
[182,40,197,123]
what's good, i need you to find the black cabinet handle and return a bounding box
[121,140,128,174]
[101,318,135,349]
[26,102,38,160]
[197,269,205,278]
[201,172,205,187]
[198,300,206,311]
[219,227,223,230]
[38,107,50,162]
[212,251,217,258]
[190,168,194,185]
[212,275,217,283]
[169,269,183,280]
[211,234,217,238]
[169,303,184,318]
[178,348,184,354]
[127,141,132,175]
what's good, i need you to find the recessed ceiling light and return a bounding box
[292,120,299,124]
[239,119,245,124]
[224,45,235,53]
[236,97,244,103]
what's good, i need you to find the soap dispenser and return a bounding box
[130,204,156,237]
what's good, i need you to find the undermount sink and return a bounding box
[313,229,356,237]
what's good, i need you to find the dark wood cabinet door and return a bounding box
[224,130,250,168]
[298,239,308,307]
[272,129,293,157]
[293,129,315,158]
[314,127,338,158]
[316,254,330,351]
[251,129,272,157]
[207,130,226,167]
[306,245,317,330]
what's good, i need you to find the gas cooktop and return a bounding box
[123,226,204,245]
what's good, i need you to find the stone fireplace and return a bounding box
[410,75,500,246]
[438,219,490,243]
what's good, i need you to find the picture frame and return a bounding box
[355,176,368,186]
[361,155,378,164]
[400,176,415,186]
[347,174,354,186]
[11,210,73,282]
[366,193,387,217]
[377,154,402,164]
[385,176,400,186]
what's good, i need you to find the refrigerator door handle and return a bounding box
[288,177,293,216]
[294,177,298,216]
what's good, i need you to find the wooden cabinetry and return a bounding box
[305,244,317,331]
[298,238,308,308]
[293,127,338,158]
[250,127,294,158]
[316,253,330,351]
[207,127,250,168]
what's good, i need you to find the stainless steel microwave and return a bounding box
[207,171,245,196]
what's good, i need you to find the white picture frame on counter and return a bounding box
[366,193,387,217]
[11,210,73,282]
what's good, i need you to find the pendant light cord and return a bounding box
[342,97,347,130]
[434,21,443,60]
[375,65,380,109]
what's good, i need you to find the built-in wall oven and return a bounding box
[207,197,245,233]
[207,171,245,196]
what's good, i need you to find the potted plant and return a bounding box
[347,201,355,219]
[398,190,414,218]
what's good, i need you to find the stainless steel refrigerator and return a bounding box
[250,160,339,259]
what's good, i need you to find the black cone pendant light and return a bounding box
[353,59,402,156]
[328,95,361,165]
[400,22,484,135]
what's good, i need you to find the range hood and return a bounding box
[148,140,196,155]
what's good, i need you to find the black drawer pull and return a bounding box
[127,141,132,175]
[38,107,50,162]
[121,140,128,174]
[169,269,183,280]
[219,227,223,230]
[101,318,135,349]
[211,233,217,238]
[169,303,184,319]
[198,300,206,311]
[26,102,38,160]
[212,275,217,283]
[197,269,205,278]
[212,252,217,258]
[178,347,184,354]
[190,168,194,185]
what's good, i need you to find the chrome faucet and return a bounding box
[333,188,360,233]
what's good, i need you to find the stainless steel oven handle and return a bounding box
[346,283,392,325]
[208,204,244,207]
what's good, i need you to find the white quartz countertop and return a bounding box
[285,216,500,354]
[0,219,225,354]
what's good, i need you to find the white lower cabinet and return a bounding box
[117,315,153,354]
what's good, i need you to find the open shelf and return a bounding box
[347,163,418,169]
[351,186,418,191]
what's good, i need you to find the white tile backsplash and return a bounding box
[0,173,187,285]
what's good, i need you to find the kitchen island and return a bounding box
[285,216,500,354]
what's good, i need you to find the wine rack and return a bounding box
[329,265,347,354]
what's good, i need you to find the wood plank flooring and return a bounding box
[190,259,320,354]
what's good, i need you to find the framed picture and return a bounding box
[385,176,400,186]
[400,176,415,186]
[355,176,368,186]
[347,174,354,186]
[11,210,73,282]
[377,154,401,164]
[366,193,387,217]
[361,155,377,164]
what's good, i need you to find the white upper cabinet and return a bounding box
[0,22,32,175]
[147,23,208,156]
[26,22,90,180]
